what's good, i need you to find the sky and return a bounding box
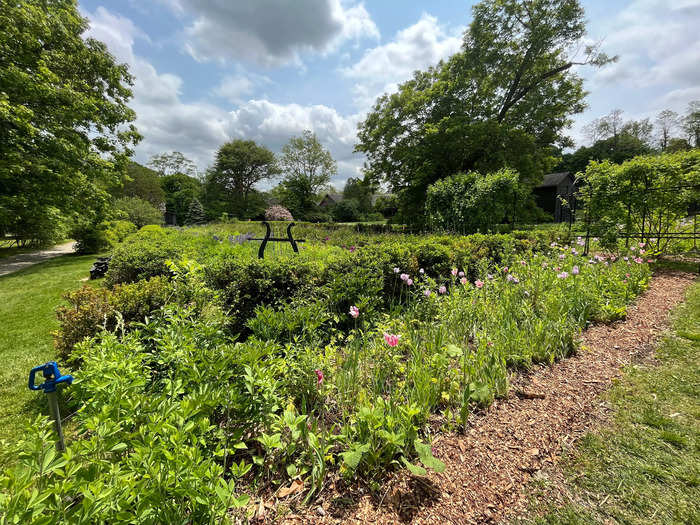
[79,0,700,188]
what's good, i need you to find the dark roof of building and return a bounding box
[537,172,573,188]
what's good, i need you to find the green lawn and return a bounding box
[526,278,700,525]
[0,255,97,447]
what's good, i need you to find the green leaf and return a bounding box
[414,440,446,472]
[110,442,128,453]
[402,457,427,476]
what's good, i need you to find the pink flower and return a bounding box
[572,266,579,275]
[406,278,413,286]
[393,267,400,273]
[458,271,465,277]
[315,369,324,385]
[349,246,356,252]
[541,262,548,268]
[438,285,447,294]
[503,266,509,273]
[451,268,458,276]
[625,273,630,278]
[559,254,566,260]
[486,341,494,347]
[383,333,400,347]
[400,273,409,281]
[487,273,494,280]
[639,242,646,248]
[520,260,526,266]
[557,272,568,279]
[571,248,578,255]
[550,242,558,248]
[424,289,431,297]
[623,256,629,261]
[634,257,643,264]
[349,305,359,318]
[474,279,484,288]
[460,277,468,285]
[647,259,654,263]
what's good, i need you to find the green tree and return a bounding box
[558,133,652,174]
[332,199,361,222]
[655,109,680,150]
[184,198,206,225]
[160,173,201,225]
[356,0,613,223]
[279,130,337,219]
[0,0,139,245]
[204,140,279,219]
[148,151,198,178]
[114,197,163,229]
[111,162,165,208]
[682,100,700,148]
[342,177,376,216]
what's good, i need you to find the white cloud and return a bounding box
[163,0,378,67]
[85,7,365,185]
[342,14,463,109]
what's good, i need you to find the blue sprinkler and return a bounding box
[28,362,73,451]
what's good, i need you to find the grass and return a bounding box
[525,278,700,525]
[0,254,97,447]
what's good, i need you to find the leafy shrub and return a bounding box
[332,199,361,222]
[105,226,183,286]
[54,276,174,360]
[71,222,108,254]
[102,220,137,247]
[114,196,164,228]
[426,168,523,233]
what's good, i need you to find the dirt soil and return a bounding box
[274,270,697,525]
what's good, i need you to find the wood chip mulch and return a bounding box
[275,270,697,525]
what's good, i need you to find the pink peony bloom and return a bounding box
[460,277,468,285]
[559,254,566,260]
[634,257,643,264]
[639,242,646,248]
[623,256,629,261]
[438,285,447,294]
[557,272,568,279]
[486,341,494,347]
[406,278,413,286]
[424,289,431,297]
[383,333,400,347]
[503,266,509,273]
[451,268,458,276]
[315,369,324,385]
[625,273,630,278]
[647,259,654,263]
[572,266,579,275]
[458,271,465,277]
[475,279,484,288]
[349,305,359,318]
[394,267,400,273]
[400,273,409,281]
[520,260,526,266]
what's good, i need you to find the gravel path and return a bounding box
[0,241,75,277]
[280,270,697,524]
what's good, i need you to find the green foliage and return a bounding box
[332,198,362,222]
[356,0,609,223]
[147,151,198,177]
[279,130,337,219]
[184,197,206,225]
[426,169,522,233]
[204,140,279,219]
[2,223,653,517]
[160,173,202,225]
[114,196,163,229]
[579,150,700,252]
[112,162,165,207]
[0,0,139,245]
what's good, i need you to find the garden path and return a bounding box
[281,270,697,524]
[0,242,75,277]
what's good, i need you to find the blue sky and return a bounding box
[80,0,700,187]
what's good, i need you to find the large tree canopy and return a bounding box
[0,0,139,244]
[204,140,279,219]
[279,130,337,219]
[356,0,612,224]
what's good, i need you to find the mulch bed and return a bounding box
[271,270,697,524]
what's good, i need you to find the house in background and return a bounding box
[318,192,345,209]
[533,172,577,222]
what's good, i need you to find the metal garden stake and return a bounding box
[28,361,74,451]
